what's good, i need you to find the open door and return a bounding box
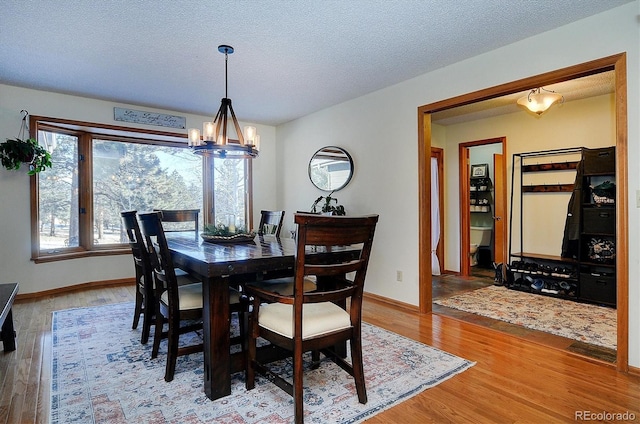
[493,153,507,265]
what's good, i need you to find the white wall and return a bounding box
[277,2,639,367]
[0,84,277,293]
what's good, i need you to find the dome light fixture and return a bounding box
[517,87,564,115]
[188,45,259,158]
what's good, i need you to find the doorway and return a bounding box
[459,139,506,278]
[417,54,628,371]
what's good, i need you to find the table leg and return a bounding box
[1,308,16,352]
[202,278,231,400]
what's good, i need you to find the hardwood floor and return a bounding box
[1,283,639,423]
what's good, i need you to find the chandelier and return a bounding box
[516,87,564,115]
[188,45,259,158]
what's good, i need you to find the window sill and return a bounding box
[32,248,130,263]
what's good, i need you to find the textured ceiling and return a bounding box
[0,1,630,126]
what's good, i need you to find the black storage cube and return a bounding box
[582,208,615,235]
[580,272,616,306]
[583,146,615,174]
[581,236,615,264]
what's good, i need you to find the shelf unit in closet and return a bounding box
[507,147,616,306]
[508,147,582,302]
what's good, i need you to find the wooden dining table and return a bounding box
[166,232,360,401]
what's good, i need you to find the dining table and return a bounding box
[166,231,360,401]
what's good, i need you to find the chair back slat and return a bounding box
[154,209,200,236]
[258,210,285,237]
[138,211,180,317]
[120,211,151,284]
[293,213,378,306]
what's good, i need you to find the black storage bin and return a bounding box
[581,236,615,264]
[582,208,615,235]
[580,272,616,306]
[583,146,615,174]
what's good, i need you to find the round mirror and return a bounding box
[308,146,354,191]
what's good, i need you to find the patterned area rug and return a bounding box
[50,302,474,423]
[434,286,616,349]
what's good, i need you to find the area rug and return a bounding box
[50,302,474,423]
[434,285,616,349]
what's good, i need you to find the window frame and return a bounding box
[29,115,254,263]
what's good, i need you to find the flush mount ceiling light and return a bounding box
[517,87,564,115]
[188,45,259,158]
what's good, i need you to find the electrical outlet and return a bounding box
[396,270,403,282]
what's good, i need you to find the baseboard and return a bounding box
[364,291,419,313]
[628,364,640,377]
[15,278,135,301]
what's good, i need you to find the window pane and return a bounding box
[214,158,247,231]
[38,131,79,251]
[92,140,202,244]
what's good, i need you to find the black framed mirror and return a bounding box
[308,146,354,191]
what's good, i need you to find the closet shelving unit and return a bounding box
[508,147,582,301]
[508,146,617,306]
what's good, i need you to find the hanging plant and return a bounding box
[0,110,52,175]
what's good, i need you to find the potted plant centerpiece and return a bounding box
[1,111,52,175]
[311,191,346,216]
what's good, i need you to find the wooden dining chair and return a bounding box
[258,210,285,237]
[245,213,379,424]
[154,209,200,238]
[138,211,244,382]
[121,211,156,345]
[121,210,201,345]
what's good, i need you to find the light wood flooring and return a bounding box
[1,283,639,423]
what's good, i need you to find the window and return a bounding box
[31,116,252,262]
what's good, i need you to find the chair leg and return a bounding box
[132,289,143,330]
[310,350,320,369]
[151,309,164,359]
[140,293,154,344]
[164,317,178,382]
[350,337,368,404]
[245,308,256,390]
[293,341,304,424]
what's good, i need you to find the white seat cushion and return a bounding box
[258,302,351,340]
[141,271,197,288]
[161,283,203,311]
[160,283,240,310]
[248,277,316,296]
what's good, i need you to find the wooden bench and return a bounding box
[0,283,18,352]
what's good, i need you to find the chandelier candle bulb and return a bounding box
[244,126,257,145]
[203,122,216,142]
[188,128,201,146]
[254,134,260,151]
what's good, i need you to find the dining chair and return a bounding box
[138,211,244,382]
[121,211,156,344]
[154,209,200,238]
[121,211,201,345]
[244,213,379,424]
[258,210,285,237]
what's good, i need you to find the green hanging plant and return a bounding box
[1,110,52,175]
[0,137,52,175]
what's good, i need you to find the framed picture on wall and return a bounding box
[470,163,488,179]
